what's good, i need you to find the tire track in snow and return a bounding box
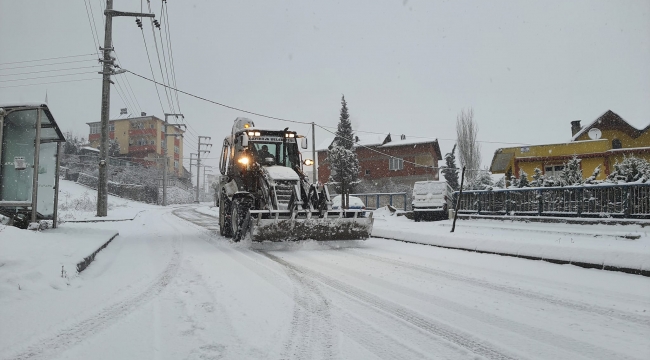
[261,252,520,360]
[301,254,634,360]
[347,249,650,327]
[174,208,472,359]
[3,212,184,360]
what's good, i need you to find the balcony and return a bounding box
[128,128,158,137]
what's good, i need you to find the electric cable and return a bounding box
[0,65,98,77]
[0,53,96,67]
[0,59,97,71]
[0,77,98,89]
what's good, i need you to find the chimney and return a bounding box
[571,120,582,136]
[141,112,147,116]
[400,134,406,140]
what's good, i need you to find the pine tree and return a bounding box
[328,95,360,207]
[442,144,460,190]
[505,167,513,188]
[561,155,583,186]
[335,95,354,151]
[508,171,519,188]
[607,156,649,183]
[518,169,529,188]
[530,167,544,187]
[468,168,493,190]
[494,176,506,188]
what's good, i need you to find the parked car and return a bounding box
[331,195,367,217]
[411,180,453,221]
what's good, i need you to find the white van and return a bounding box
[411,181,453,221]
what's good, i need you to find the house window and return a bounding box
[89,123,100,134]
[389,157,404,171]
[109,123,115,132]
[544,165,564,178]
[612,139,622,149]
[365,169,370,175]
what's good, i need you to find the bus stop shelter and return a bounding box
[0,103,66,228]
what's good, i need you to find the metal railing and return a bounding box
[453,183,650,219]
[349,192,408,211]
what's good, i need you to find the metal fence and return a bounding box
[350,192,408,211]
[453,183,650,219]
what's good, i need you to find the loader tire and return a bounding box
[231,199,250,242]
[219,191,233,237]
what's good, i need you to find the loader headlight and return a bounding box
[285,133,295,138]
[238,157,250,165]
[303,159,314,166]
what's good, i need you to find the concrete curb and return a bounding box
[374,236,650,278]
[76,232,119,273]
[62,210,145,223]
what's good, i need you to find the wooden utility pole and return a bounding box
[311,122,316,184]
[97,0,154,216]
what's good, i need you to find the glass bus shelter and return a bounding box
[0,103,66,228]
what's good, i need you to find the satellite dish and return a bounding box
[588,128,602,140]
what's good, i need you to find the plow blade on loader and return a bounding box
[247,210,373,242]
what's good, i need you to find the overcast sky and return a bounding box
[1,0,649,172]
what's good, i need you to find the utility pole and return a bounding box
[196,136,212,203]
[97,0,154,216]
[203,166,213,193]
[189,153,197,182]
[162,113,185,206]
[311,122,316,184]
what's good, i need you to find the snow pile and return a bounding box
[0,224,118,295]
[372,216,650,271]
[58,179,156,221]
[195,205,219,218]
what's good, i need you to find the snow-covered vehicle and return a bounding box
[331,195,367,217]
[218,117,373,242]
[411,180,453,221]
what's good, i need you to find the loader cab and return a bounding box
[238,129,302,169]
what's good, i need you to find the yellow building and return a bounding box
[87,115,185,176]
[490,110,650,180]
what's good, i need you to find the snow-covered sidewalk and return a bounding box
[371,207,650,273]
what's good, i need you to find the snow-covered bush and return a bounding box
[466,168,493,190]
[606,156,649,183]
[530,168,545,187]
[442,144,460,190]
[560,155,583,186]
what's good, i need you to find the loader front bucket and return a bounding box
[248,210,374,242]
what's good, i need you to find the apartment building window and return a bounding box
[150,124,155,129]
[174,160,179,168]
[150,140,155,145]
[174,146,179,154]
[389,157,404,171]
[109,123,115,132]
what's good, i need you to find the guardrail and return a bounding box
[453,183,650,219]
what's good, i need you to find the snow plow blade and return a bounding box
[248,210,373,242]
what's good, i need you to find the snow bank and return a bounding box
[0,224,118,295]
[195,205,219,218]
[371,215,650,272]
[58,179,157,221]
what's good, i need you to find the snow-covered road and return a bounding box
[2,206,649,360]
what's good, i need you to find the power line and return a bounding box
[125,69,487,172]
[157,1,176,114]
[2,71,98,82]
[0,65,98,77]
[146,0,174,113]
[162,1,182,113]
[126,69,312,125]
[0,77,98,89]
[139,25,167,116]
[0,53,96,67]
[0,59,97,71]
[83,0,101,57]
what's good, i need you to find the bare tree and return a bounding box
[455,108,481,183]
